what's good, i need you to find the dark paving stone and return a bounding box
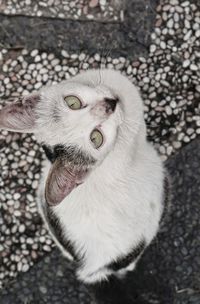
[0,0,158,59]
[0,249,92,304]
[0,137,200,303]
[0,0,123,22]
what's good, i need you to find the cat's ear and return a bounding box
[45,158,89,206]
[0,93,40,133]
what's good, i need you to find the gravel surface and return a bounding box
[0,0,123,22]
[0,0,200,300]
[1,138,200,303]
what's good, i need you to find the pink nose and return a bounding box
[91,98,118,119]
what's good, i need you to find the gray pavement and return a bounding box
[0,1,158,59]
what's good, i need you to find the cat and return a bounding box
[0,69,168,303]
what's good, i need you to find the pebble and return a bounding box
[19,224,26,233]
[195,30,200,38]
[13,193,21,200]
[167,18,174,28]
[21,264,29,272]
[31,50,39,57]
[150,44,157,53]
[160,41,166,49]
[89,0,99,8]
[183,60,190,68]
[190,64,198,71]
[51,59,60,66]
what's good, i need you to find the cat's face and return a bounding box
[0,69,144,206]
[36,80,122,163]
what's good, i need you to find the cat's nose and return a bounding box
[104,98,118,113]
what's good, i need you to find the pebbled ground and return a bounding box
[0,0,200,303]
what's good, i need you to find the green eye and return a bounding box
[64,95,82,110]
[90,129,103,149]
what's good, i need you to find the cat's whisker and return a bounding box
[98,46,114,86]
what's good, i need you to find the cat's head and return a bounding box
[0,69,145,206]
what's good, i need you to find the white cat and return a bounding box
[0,69,167,286]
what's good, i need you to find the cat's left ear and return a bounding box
[0,93,40,133]
[45,158,90,206]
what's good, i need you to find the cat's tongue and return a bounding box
[45,160,89,206]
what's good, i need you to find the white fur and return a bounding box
[35,70,165,284]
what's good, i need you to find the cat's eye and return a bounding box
[64,95,82,110]
[90,129,103,149]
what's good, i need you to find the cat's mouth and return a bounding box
[43,144,96,206]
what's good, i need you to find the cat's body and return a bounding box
[38,139,164,284]
[0,70,166,289]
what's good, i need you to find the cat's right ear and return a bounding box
[0,93,40,133]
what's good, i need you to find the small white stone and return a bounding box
[196,85,200,93]
[184,20,190,29]
[32,180,38,189]
[55,65,62,72]
[174,12,179,22]
[79,53,86,61]
[195,30,200,38]
[43,245,51,252]
[39,67,48,74]
[14,210,21,217]
[19,224,25,233]
[167,18,174,28]
[13,193,21,200]
[31,49,39,57]
[22,264,29,272]
[27,194,34,202]
[35,82,42,89]
[190,64,198,71]
[94,54,100,61]
[39,236,46,243]
[17,262,22,271]
[61,50,69,58]
[143,77,150,83]
[182,59,190,68]
[27,238,34,245]
[187,128,194,135]
[183,136,190,143]
[34,55,41,63]
[127,65,132,74]
[29,63,36,70]
[51,58,60,66]
[4,77,10,84]
[173,141,181,149]
[160,41,166,49]
[181,1,190,7]
[150,44,156,53]
[165,106,172,115]
[184,30,192,41]
[182,75,189,82]
[43,74,48,82]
